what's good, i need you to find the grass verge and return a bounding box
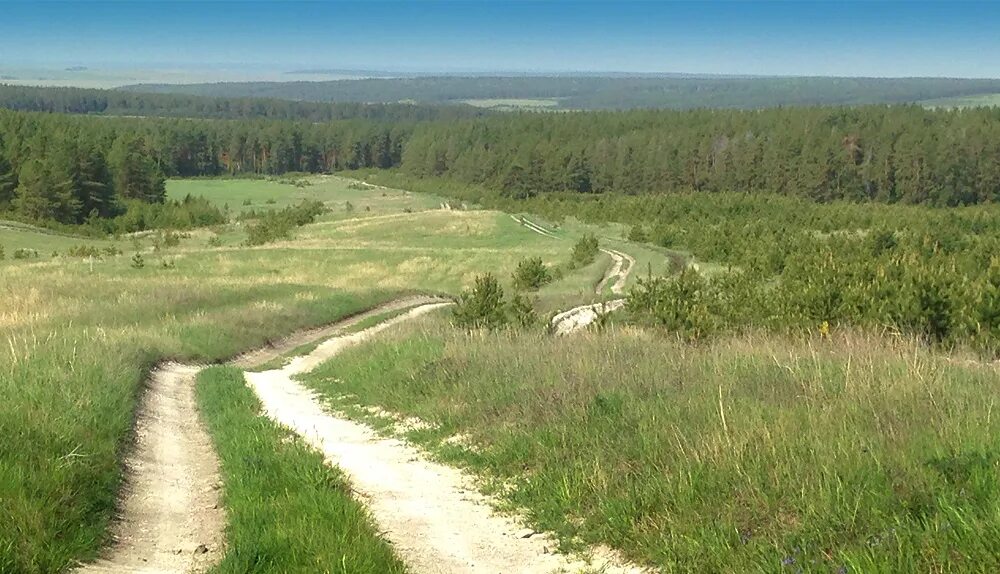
[196,366,406,573]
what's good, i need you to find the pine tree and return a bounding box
[108,134,166,203]
[0,153,15,209]
[12,158,59,221]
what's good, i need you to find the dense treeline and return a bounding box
[121,75,1000,109]
[0,109,409,225]
[401,105,1000,206]
[5,102,1000,230]
[0,84,484,122]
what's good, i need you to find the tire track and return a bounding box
[76,364,224,574]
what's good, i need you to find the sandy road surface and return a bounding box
[76,364,224,574]
[245,302,646,574]
[231,295,448,369]
[595,249,635,295]
[553,247,634,334]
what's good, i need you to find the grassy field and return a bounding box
[921,93,1000,109]
[0,176,623,572]
[300,317,1000,572]
[0,221,114,261]
[458,98,563,111]
[9,173,996,572]
[167,175,446,216]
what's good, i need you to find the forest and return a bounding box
[0,84,484,122]
[0,109,408,226]
[4,100,1000,228]
[120,75,1000,109]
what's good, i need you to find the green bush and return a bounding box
[12,248,39,260]
[90,196,226,235]
[508,292,538,328]
[453,273,539,331]
[512,257,552,290]
[627,268,717,339]
[627,224,648,243]
[65,245,103,258]
[453,274,508,330]
[570,233,599,268]
[0,244,5,260]
[245,200,327,246]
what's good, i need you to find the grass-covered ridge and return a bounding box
[301,317,1000,572]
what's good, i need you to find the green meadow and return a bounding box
[2,175,997,573]
[0,177,622,572]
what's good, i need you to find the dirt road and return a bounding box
[76,364,224,574]
[76,297,445,573]
[244,302,645,574]
[595,248,635,295]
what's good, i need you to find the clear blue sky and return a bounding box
[2,1,999,77]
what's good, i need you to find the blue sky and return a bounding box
[2,1,999,77]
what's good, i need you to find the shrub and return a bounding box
[65,245,103,258]
[245,200,327,246]
[512,257,552,290]
[12,248,39,260]
[161,231,181,248]
[453,273,539,330]
[0,244,5,260]
[627,268,717,339]
[570,233,600,268]
[453,274,508,330]
[870,228,898,256]
[207,235,223,247]
[508,293,538,328]
[627,224,649,243]
[130,253,145,269]
[92,196,226,235]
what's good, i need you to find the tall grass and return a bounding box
[302,320,1000,571]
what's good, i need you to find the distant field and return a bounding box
[167,176,445,217]
[459,98,562,111]
[921,92,1000,108]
